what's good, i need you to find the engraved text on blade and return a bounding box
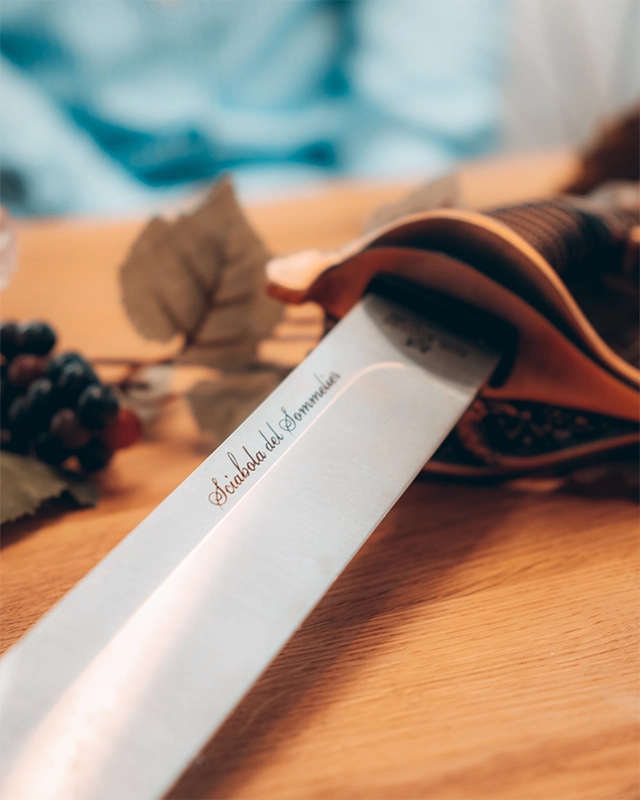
[208,372,341,507]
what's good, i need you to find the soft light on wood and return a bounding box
[1,154,637,800]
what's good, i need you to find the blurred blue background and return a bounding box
[1,0,638,217]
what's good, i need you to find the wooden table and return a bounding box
[2,153,639,800]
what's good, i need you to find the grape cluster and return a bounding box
[1,320,142,471]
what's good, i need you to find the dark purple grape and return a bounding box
[7,395,31,435]
[0,322,23,360]
[2,428,29,455]
[1,376,18,426]
[57,361,99,406]
[20,321,56,356]
[44,351,85,382]
[77,384,119,430]
[50,408,91,450]
[7,354,46,387]
[34,431,69,466]
[25,377,57,429]
[0,427,27,453]
[77,438,113,472]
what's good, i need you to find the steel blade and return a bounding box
[0,292,499,800]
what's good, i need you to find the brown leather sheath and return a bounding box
[266,189,640,477]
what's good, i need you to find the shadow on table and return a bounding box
[1,496,85,549]
[165,480,521,800]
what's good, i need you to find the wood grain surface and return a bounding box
[2,153,638,800]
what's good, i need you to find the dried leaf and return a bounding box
[1,452,98,524]
[186,369,288,442]
[365,173,460,231]
[120,177,283,370]
[63,472,99,508]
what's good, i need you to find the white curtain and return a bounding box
[501,0,640,151]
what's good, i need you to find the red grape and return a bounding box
[7,354,47,387]
[100,407,143,450]
[50,408,91,450]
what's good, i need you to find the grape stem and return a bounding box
[90,356,288,394]
[90,356,175,368]
[90,356,287,372]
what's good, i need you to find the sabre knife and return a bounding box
[0,277,505,800]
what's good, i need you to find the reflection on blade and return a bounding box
[0,294,499,800]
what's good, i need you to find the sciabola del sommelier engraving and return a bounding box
[208,372,341,507]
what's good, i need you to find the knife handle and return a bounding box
[487,195,639,280]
